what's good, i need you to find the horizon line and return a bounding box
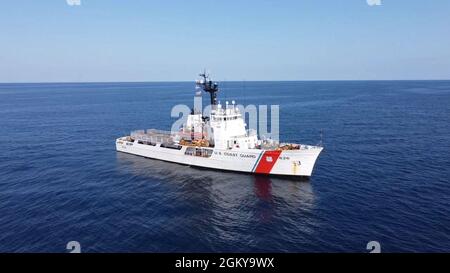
[1,78,450,84]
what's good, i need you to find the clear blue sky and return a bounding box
[1,0,449,82]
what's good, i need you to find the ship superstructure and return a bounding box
[116,73,323,177]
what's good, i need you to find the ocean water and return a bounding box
[0,81,449,253]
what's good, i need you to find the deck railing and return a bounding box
[131,129,175,144]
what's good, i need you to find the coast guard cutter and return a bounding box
[116,73,323,177]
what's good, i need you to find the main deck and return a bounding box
[126,129,309,151]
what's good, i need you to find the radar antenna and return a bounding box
[196,71,219,106]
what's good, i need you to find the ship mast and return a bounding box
[196,72,219,107]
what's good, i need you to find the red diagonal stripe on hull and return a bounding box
[254,150,282,174]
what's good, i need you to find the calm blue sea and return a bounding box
[0,81,449,252]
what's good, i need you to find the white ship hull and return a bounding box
[116,137,323,177]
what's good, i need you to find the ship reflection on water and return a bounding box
[115,152,318,249]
